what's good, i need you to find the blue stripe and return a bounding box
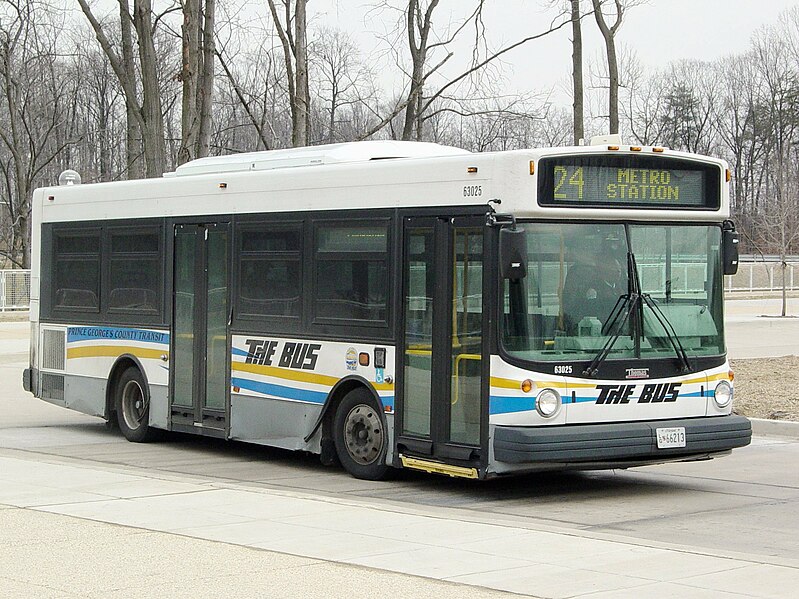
[490,395,536,415]
[231,347,249,357]
[232,377,395,409]
[232,377,328,403]
[492,391,709,414]
[68,326,169,345]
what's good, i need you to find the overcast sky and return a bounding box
[309,0,799,104]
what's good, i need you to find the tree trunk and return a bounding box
[591,0,622,135]
[198,0,215,157]
[571,0,584,144]
[179,0,215,164]
[119,0,142,178]
[402,0,438,141]
[294,0,310,147]
[133,0,166,176]
[179,0,200,165]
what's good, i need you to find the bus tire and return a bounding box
[115,366,157,443]
[333,388,389,480]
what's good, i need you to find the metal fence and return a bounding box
[0,270,31,311]
[726,261,799,293]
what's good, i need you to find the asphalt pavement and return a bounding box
[1,298,798,598]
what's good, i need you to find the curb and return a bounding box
[0,311,28,323]
[750,417,799,439]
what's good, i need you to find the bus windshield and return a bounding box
[501,222,725,365]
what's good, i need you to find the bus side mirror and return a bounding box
[722,223,739,275]
[500,227,527,280]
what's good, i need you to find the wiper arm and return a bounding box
[584,244,640,378]
[642,294,693,373]
[583,292,638,377]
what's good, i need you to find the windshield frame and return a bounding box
[497,219,728,379]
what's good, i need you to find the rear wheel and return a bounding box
[115,366,158,443]
[333,388,389,480]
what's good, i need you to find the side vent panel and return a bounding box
[40,327,66,401]
[41,373,65,401]
[42,328,66,371]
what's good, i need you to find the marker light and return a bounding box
[726,169,731,182]
[536,388,561,418]
[607,145,620,151]
[631,146,642,151]
[714,380,733,408]
[467,166,478,173]
[521,379,534,393]
[653,147,664,153]
[529,161,535,175]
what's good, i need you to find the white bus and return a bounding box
[23,138,751,480]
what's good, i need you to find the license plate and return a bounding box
[656,427,686,449]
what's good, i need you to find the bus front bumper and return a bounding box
[493,415,752,466]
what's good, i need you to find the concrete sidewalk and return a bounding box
[1,450,797,598]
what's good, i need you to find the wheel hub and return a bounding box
[344,405,384,465]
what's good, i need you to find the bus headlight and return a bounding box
[536,388,561,418]
[714,380,733,408]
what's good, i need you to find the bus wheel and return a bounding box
[333,388,389,480]
[115,366,157,443]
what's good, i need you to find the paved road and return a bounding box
[725,297,799,359]
[2,303,799,597]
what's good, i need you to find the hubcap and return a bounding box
[343,404,384,465]
[121,380,147,430]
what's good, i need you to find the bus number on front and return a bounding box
[463,185,482,197]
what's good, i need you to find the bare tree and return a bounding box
[77,0,167,177]
[590,0,645,134]
[750,21,799,315]
[0,1,76,266]
[312,27,376,143]
[362,1,571,142]
[178,0,216,163]
[570,0,584,144]
[266,0,310,147]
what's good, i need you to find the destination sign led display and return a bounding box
[538,155,721,209]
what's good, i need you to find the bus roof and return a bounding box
[34,141,731,224]
[168,140,470,177]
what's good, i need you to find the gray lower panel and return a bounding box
[230,395,323,453]
[493,415,752,465]
[149,384,168,430]
[64,374,106,418]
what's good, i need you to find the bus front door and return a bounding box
[398,216,486,476]
[171,222,230,435]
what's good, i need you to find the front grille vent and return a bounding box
[42,328,66,371]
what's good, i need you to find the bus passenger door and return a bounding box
[398,216,486,475]
[171,222,230,435]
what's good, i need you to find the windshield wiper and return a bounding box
[641,294,693,373]
[582,290,638,377]
[583,245,640,377]
[583,234,693,376]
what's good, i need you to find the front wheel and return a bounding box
[115,366,158,443]
[333,388,389,480]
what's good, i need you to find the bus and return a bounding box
[22,137,752,480]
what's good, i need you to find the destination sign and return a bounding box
[538,156,720,209]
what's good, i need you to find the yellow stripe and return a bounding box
[706,372,730,383]
[490,376,521,389]
[232,361,394,391]
[67,346,166,360]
